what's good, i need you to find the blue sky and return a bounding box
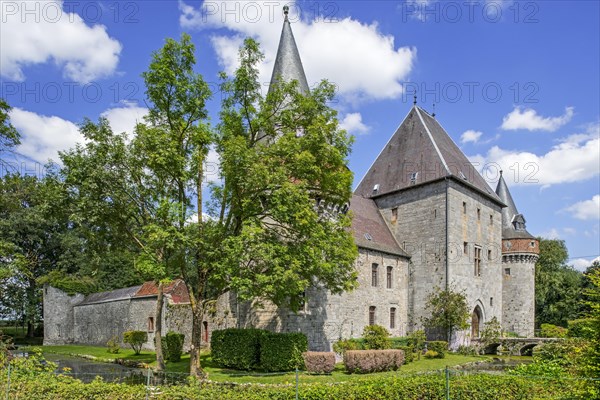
[1,0,598,269]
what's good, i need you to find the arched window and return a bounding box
[369,306,376,325]
[386,266,393,289]
[390,307,396,329]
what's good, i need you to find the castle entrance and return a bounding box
[471,306,482,338]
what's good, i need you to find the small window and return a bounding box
[530,241,536,248]
[390,307,396,329]
[474,246,482,277]
[148,317,154,332]
[490,215,493,225]
[364,232,373,241]
[433,208,437,219]
[373,184,380,193]
[490,297,494,307]
[410,172,418,184]
[459,171,468,181]
[505,268,511,276]
[369,306,376,325]
[488,249,492,261]
[299,291,307,312]
[477,208,481,220]
[371,264,378,287]
[391,207,398,224]
[463,202,467,214]
[463,242,468,255]
[386,266,393,289]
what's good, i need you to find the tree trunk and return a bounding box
[189,302,206,378]
[154,281,165,371]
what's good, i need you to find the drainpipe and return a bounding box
[445,177,449,291]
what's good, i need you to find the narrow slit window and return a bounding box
[386,266,393,289]
[371,264,378,287]
[390,307,396,329]
[369,306,376,326]
[391,207,398,224]
[474,246,482,276]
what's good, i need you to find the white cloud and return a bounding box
[101,102,149,139]
[0,0,121,83]
[539,228,561,240]
[460,130,483,144]
[571,256,600,272]
[179,1,416,103]
[565,195,600,221]
[501,106,574,132]
[10,108,82,164]
[472,123,599,187]
[339,113,370,135]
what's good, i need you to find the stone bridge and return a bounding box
[474,337,562,356]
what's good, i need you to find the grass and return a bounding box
[32,345,494,384]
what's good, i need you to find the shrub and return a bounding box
[540,323,568,338]
[210,328,265,370]
[397,346,414,363]
[333,338,362,355]
[344,349,404,373]
[362,325,390,350]
[456,345,478,356]
[162,331,184,362]
[106,335,120,354]
[567,318,596,339]
[533,338,591,372]
[259,332,308,372]
[122,331,147,355]
[424,350,439,359]
[509,359,565,378]
[302,351,336,374]
[389,337,410,348]
[426,341,447,358]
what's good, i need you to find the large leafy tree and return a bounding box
[535,238,583,327]
[0,98,20,171]
[421,287,470,343]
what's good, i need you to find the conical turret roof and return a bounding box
[495,172,535,239]
[268,6,309,94]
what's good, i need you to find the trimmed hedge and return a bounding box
[397,346,415,363]
[344,349,404,373]
[210,328,265,370]
[259,332,307,372]
[426,341,447,358]
[162,332,184,362]
[302,352,336,374]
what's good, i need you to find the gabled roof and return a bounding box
[355,106,501,204]
[350,194,409,258]
[268,7,309,95]
[77,285,142,306]
[76,279,190,306]
[495,171,535,239]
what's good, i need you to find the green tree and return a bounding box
[580,267,600,380]
[535,238,583,327]
[0,98,20,171]
[422,287,470,342]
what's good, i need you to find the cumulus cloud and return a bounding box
[460,130,483,144]
[101,102,149,139]
[565,195,600,221]
[571,256,600,272]
[339,113,370,135]
[9,108,82,164]
[472,123,599,187]
[0,0,121,83]
[501,106,574,132]
[179,0,416,102]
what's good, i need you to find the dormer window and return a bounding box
[410,172,418,185]
[459,171,468,181]
[373,184,380,194]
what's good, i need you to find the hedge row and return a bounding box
[302,352,336,374]
[210,329,307,372]
[2,368,595,400]
[162,332,184,362]
[344,350,404,373]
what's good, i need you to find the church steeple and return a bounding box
[495,171,534,239]
[268,5,310,94]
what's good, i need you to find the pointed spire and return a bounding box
[268,6,310,95]
[495,172,534,239]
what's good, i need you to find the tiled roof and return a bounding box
[77,285,141,306]
[134,279,190,304]
[355,106,501,204]
[350,194,409,257]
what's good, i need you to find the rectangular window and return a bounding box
[463,242,468,255]
[477,208,481,220]
[386,266,393,289]
[371,263,378,287]
[299,291,307,312]
[390,307,396,329]
[490,214,493,225]
[369,306,376,326]
[488,249,492,261]
[490,297,494,306]
[391,207,398,224]
[474,246,482,276]
[505,268,511,276]
[463,202,467,214]
[148,317,154,332]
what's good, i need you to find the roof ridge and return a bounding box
[415,106,451,175]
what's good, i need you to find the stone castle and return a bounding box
[44,10,539,351]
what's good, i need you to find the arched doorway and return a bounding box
[471,306,482,338]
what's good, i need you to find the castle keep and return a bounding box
[44,10,538,350]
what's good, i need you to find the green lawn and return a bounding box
[34,344,492,384]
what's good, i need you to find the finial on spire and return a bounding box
[499,169,503,176]
[432,103,436,118]
[413,90,417,106]
[283,5,289,21]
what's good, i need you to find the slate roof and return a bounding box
[355,106,501,204]
[77,285,142,306]
[350,194,409,258]
[76,279,190,306]
[268,7,310,95]
[495,172,535,239]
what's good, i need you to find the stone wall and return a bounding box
[73,300,132,347]
[43,285,84,345]
[502,254,537,337]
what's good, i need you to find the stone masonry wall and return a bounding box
[73,300,131,347]
[43,285,84,345]
[502,254,536,337]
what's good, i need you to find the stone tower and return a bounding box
[496,171,539,337]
